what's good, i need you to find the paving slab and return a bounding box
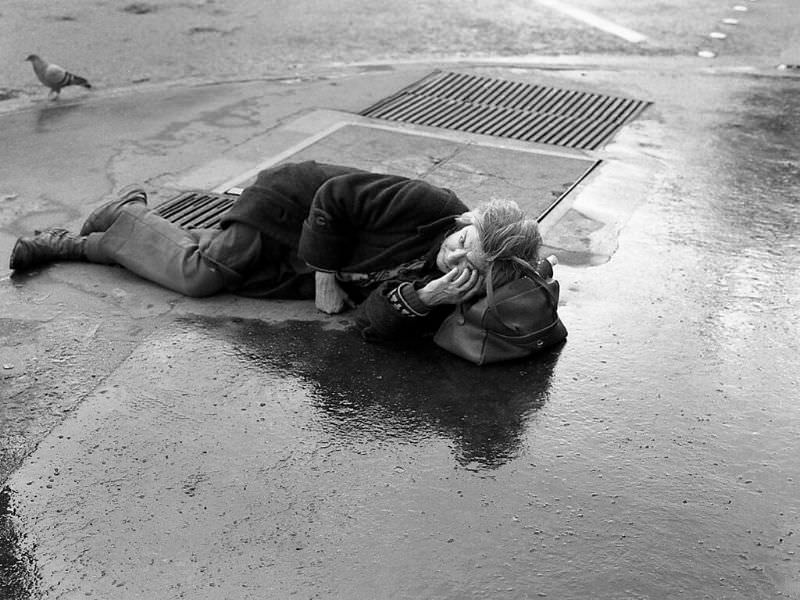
[163,109,599,226]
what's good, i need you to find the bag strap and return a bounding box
[514,256,559,306]
[485,257,558,309]
[479,257,560,332]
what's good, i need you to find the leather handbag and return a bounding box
[433,257,567,365]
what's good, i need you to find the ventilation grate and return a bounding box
[360,70,651,150]
[154,191,238,229]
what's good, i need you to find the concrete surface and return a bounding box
[1,56,799,600]
[11,0,796,104]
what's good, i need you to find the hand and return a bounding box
[418,267,483,307]
[314,271,355,314]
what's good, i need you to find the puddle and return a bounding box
[187,315,562,469]
[0,487,40,600]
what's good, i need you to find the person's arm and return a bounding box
[354,280,440,343]
[354,268,483,343]
[298,172,465,272]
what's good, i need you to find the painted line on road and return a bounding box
[530,0,647,44]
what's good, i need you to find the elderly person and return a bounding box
[9,161,542,344]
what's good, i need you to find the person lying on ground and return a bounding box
[9,161,542,346]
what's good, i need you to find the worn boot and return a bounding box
[79,184,147,236]
[9,228,87,272]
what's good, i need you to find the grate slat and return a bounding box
[436,72,474,99]
[155,192,237,230]
[567,117,614,150]
[416,98,467,127]
[395,96,445,124]
[475,79,513,105]
[592,97,625,123]
[371,95,430,121]
[360,70,651,150]
[438,103,490,131]
[526,86,565,114]
[483,106,527,136]
[567,92,603,120]
[539,88,573,114]
[173,198,233,228]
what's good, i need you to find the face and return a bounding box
[436,224,484,274]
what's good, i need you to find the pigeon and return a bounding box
[25,54,92,99]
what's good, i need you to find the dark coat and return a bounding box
[221,161,362,249]
[220,161,469,343]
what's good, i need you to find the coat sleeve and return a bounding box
[298,171,466,272]
[353,279,452,343]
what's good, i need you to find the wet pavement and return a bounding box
[1,55,799,599]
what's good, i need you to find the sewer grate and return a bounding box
[360,70,651,150]
[154,191,238,229]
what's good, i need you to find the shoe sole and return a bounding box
[9,238,24,271]
[117,184,148,202]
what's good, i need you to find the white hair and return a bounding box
[458,199,542,287]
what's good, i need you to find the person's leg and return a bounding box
[84,205,261,297]
[9,228,87,271]
[80,184,147,236]
[9,185,148,273]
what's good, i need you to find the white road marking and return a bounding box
[530,0,647,43]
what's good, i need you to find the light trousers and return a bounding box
[83,205,262,297]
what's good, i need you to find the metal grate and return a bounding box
[360,70,651,150]
[154,191,238,229]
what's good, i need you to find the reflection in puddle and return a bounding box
[188,316,562,470]
[0,487,40,600]
[34,102,84,133]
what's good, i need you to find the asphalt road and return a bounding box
[1,1,799,599]
[1,0,797,106]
